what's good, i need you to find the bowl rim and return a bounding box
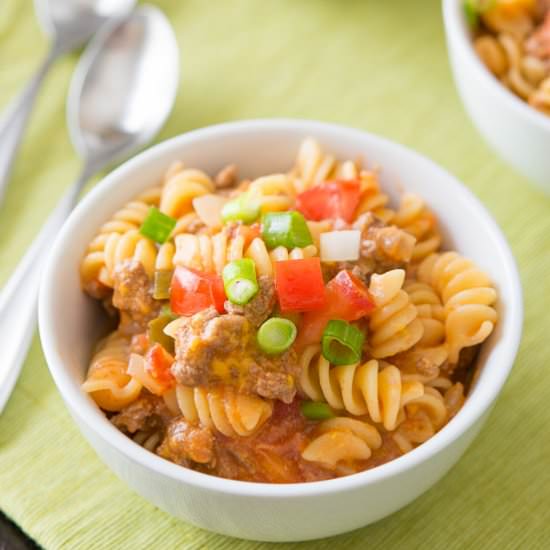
[39,118,523,498]
[443,0,550,132]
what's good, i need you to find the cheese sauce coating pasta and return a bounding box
[81,139,498,483]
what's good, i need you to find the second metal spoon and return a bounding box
[0,0,136,205]
[0,5,180,413]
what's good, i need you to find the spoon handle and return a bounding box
[0,47,58,205]
[0,169,89,413]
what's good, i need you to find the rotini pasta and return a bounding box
[80,188,161,295]
[81,138,498,483]
[404,280,445,348]
[470,1,550,116]
[81,332,142,411]
[299,347,424,430]
[368,269,424,358]
[247,174,296,213]
[302,417,382,467]
[354,169,394,223]
[393,194,441,262]
[392,387,449,453]
[173,385,273,437]
[417,252,498,363]
[159,164,214,218]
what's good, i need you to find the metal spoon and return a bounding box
[0,0,136,205]
[0,5,180,412]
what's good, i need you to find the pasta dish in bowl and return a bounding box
[79,138,498,483]
[39,120,522,540]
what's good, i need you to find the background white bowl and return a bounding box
[443,0,550,192]
[39,119,522,542]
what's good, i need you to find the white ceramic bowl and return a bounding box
[39,119,522,542]
[443,0,550,191]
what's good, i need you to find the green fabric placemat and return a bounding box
[0,0,548,548]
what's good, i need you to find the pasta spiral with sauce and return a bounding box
[368,269,424,358]
[159,164,214,219]
[302,417,382,467]
[393,193,441,262]
[172,385,273,437]
[80,188,161,296]
[470,1,550,116]
[417,252,498,363]
[81,332,142,412]
[392,386,450,453]
[404,280,446,348]
[293,137,360,192]
[299,347,424,431]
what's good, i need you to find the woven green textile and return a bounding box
[0,0,548,548]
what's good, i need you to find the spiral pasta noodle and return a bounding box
[417,252,498,364]
[299,346,424,431]
[81,332,142,412]
[173,385,273,437]
[392,387,450,453]
[174,231,317,277]
[247,174,296,213]
[80,188,162,295]
[302,417,382,467]
[159,164,215,219]
[404,280,445,348]
[393,193,441,262]
[529,76,550,115]
[368,269,424,358]
[293,137,361,192]
[354,170,394,223]
[471,3,550,115]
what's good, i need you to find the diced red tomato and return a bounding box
[170,266,226,315]
[327,270,374,319]
[237,222,261,249]
[145,343,176,393]
[296,179,362,223]
[274,258,326,312]
[297,270,374,348]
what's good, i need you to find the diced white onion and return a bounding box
[192,194,228,227]
[320,230,361,262]
[127,353,165,395]
[164,317,186,338]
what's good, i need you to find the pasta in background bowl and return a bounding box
[444,0,550,192]
[39,120,522,541]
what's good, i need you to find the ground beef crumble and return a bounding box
[171,307,299,403]
[224,275,276,327]
[112,259,160,334]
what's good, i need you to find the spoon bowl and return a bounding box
[69,5,180,164]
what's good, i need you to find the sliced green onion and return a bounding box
[148,315,176,354]
[160,303,178,319]
[257,317,297,354]
[153,270,173,300]
[300,401,335,420]
[139,207,177,244]
[464,0,496,27]
[261,211,313,249]
[221,194,260,224]
[222,258,259,305]
[463,0,478,27]
[322,320,364,366]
